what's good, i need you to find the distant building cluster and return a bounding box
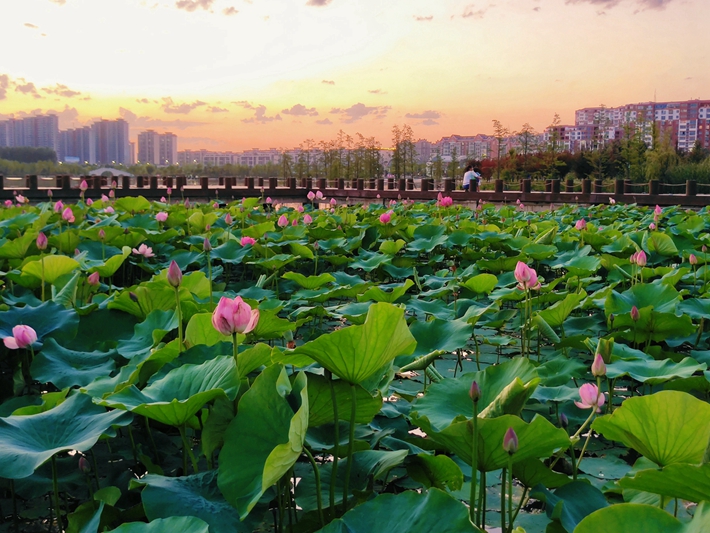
[0,116,133,166]
[2,98,709,168]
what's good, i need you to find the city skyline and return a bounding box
[1,0,707,151]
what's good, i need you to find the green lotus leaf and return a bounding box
[407,317,471,358]
[251,308,295,341]
[463,274,498,295]
[313,488,481,533]
[406,454,464,491]
[218,365,308,518]
[407,234,449,253]
[0,300,79,346]
[131,471,258,533]
[99,356,240,427]
[677,298,710,320]
[605,283,681,316]
[411,357,538,432]
[538,290,587,328]
[30,338,116,389]
[282,272,336,290]
[184,312,233,349]
[0,231,37,259]
[288,302,416,384]
[618,463,710,503]
[237,342,273,376]
[513,458,572,489]
[530,480,608,533]
[593,390,710,467]
[248,253,297,271]
[91,246,131,277]
[307,373,382,427]
[379,239,406,255]
[574,502,710,533]
[289,242,314,259]
[606,357,706,385]
[108,516,210,533]
[0,393,132,479]
[645,231,679,256]
[114,196,152,213]
[211,241,250,264]
[23,255,80,285]
[613,309,696,343]
[350,251,392,272]
[117,309,179,359]
[357,279,414,303]
[241,221,275,239]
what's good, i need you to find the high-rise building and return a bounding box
[159,132,177,166]
[0,114,59,152]
[58,127,95,164]
[137,130,160,165]
[92,119,130,165]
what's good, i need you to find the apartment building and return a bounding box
[92,119,130,165]
[58,126,95,164]
[0,114,59,152]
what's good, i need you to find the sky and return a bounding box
[1,0,707,151]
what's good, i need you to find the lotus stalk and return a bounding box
[303,447,325,527]
[342,383,358,513]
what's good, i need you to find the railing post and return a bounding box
[443,178,453,192]
[407,178,414,190]
[136,176,144,188]
[551,179,561,194]
[246,177,254,191]
[593,179,603,193]
[200,177,209,191]
[268,177,277,190]
[122,175,130,190]
[421,178,430,192]
[398,178,406,191]
[336,178,344,189]
[62,175,71,191]
[565,178,574,193]
[225,176,233,192]
[522,179,531,193]
[614,179,624,196]
[317,177,326,190]
[0,175,4,190]
[305,177,313,190]
[165,177,173,189]
[27,175,38,191]
[176,176,186,191]
[649,179,660,195]
[494,179,503,193]
[686,180,697,196]
[545,179,552,193]
[377,178,385,191]
[624,180,632,194]
[581,178,591,194]
[150,176,158,190]
[356,178,364,191]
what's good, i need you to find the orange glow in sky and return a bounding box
[1,0,707,150]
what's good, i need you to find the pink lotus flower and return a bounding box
[437,195,453,207]
[575,383,606,412]
[690,254,698,265]
[609,197,616,205]
[330,198,337,206]
[212,296,259,336]
[316,191,324,200]
[278,215,289,227]
[379,211,392,224]
[54,201,64,213]
[655,205,662,216]
[167,187,172,195]
[167,260,182,287]
[160,196,167,203]
[503,427,519,454]
[80,180,88,192]
[4,200,12,208]
[575,219,587,230]
[102,194,109,202]
[266,197,272,204]
[3,325,37,349]
[16,195,26,204]
[514,261,540,291]
[296,205,304,213]
[156,212,168,222]
[36,232,48,250]
[307,191,316,201]
[132,244,154,258]
[303,214,313,225]
[87,271,100,286]
[62,207,75,223]
[634,250,647,267]
[104,206,114,214]
[86,198,93,206]
[213,202,219,209]
[649,223,656,231]
[225,213,233,225]
[291,218,298,226]
[591,353,606,377]
[109,189,115,199]
[240,236,256,246]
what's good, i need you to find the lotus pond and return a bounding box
[0,193,709,533]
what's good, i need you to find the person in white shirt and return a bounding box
[463,164,481,192]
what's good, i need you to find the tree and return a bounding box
[279,151,293,180]
[391,125,404,179]
[448,145,459,183]
[516,123,537,176]
[492,120,510,180]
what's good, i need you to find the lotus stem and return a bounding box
[179,424,199,474]
[303,447,325,527]
[175,287,183,352]
[500,467,506,533]
[145,416,161,466]
[469,400,479,523]
[207,250,213,306]
[40,253,45,302]
[508,456,514,532]
[327,371,339,515]
[342,383,357,513]
[51,456,63,533]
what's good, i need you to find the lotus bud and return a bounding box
[703,245,708,253]
[469,381,481,403]
[635,250,647,267]
[559,413,569,429]
[78,456,91,474]
[36,232,48,250]
[303,214,313,225]
[503,427,519,455]
[47,189,53,198]
[203,238,212,252]
[109,189,115,198]
[80,180,88,192]
[277,215,289,227]
[86,198,93,206]
[225,213,233,225]
[87,271,100,286]
[167,260,182,288]
[591,353,607,377]
[690,254,698,265]
[307,191,316,201]
[630,305,640,322]
[129,292,139,303]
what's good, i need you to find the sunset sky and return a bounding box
[1,0,707,151]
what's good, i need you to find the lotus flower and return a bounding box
[225,213,233,225]
[47,189,53,198]
[291,218,298,226]
[330,198,337,206]
[469,381,481,402]
[630,305,640,322]
[54,201,64,213]
[62,207,75,223]
[102,194,110,202]
[514,261,540,291]
[87,272,100,286]
[80,180,88,192]
[591,353,606,377]
[167,260,182,288]
[655,205,662,216]
[649,223,656,231]
[241,236,256,246]
[266,197,272,204]
[316,190,324,200]
[156,212,168,222]
[132,243,154,258]
[502,427,519,454]
[303,214,313,225]
[167,187,172,195]
[212,296,259,336]
[160,196,167,203]
[277,215,289,227]
[4,200,12,208]
[86,198,93,206]
[16,195,26,204]
[575,383,605,412]
[109,189,115,198]
[296,204,304,213]
[379,211,392,224]
[609,197,616,205]
[575,219,587,230]
[690,254,698,265]
[3,325,37,350]
[203,238,212,252]
[36,232,48,251]
[634,250,647,267]
[98,229,106,241]
[104,206,114,214]
[307,191,316,201]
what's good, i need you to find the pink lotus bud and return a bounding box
[278,215,289,227]
[205,224,211,232]
[649,223,656,231]
[296,205,304,213]
[514,261,540,291]
[469,381,481,402]
[36,232,48,251]
[379,211,392,224]
[316,191,324,200]
[86,198,93,206]
[609,197,616,205]
[240,236,256,246]
[3,325,38,350]
[303,214,313,225]
[16,195,26,204]
[156,212,168,222]
[54,201,64,213]
[104,206,114,214]
[211,296,260,336]
[591,353,606,377]
[160,196,167,203]
[80,180,88,192]
[630,305,640,322]
[213,202,219,209]
[78,456,91,474]
[307,191,316,201]
[4,200,12,208]
[47,189,53,198]
[655,205,662,216]
[111,180,117,189]
[62,207,75,223]
[129,292,139,303]
[108,189,115,198]
[98,229,106,241]
[330,198,337,206]
[88,271,100,286]
[575,219,587,230]
[291,218,298,226]
[204,238,212,252]
[167,260,182,288]
[503,427,519,454]
[225,213,233,225]
[101,194,109,202]
[167,187,172,195]
[690,254,698,265]
[635,250,647,267]
[184,198,190,208]
[266,197,272,204]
